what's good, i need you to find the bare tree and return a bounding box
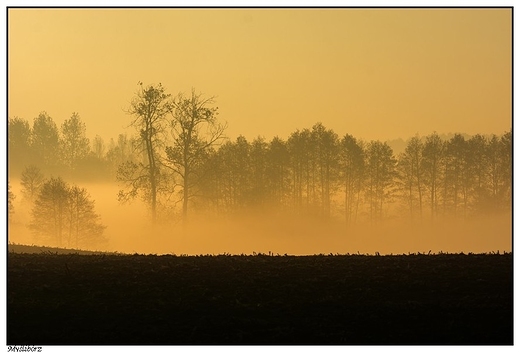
[118,82,171,223]
[165,89,226,224]
[30,177,70,246]
[20,165,45,203]
[8,182,15,223]
[66,186,106,249]
[30,177,106,248]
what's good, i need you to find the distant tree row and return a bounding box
[8,112,137,180]
[8,83,512,227]
[190,126,511,224]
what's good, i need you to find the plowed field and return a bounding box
[7,252,513,345]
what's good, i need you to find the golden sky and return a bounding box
[8,8,512,143]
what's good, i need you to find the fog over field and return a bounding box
[8,181,511,256]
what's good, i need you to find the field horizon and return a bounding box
[7,242,512,257]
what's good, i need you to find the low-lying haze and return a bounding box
[9,182,511,256]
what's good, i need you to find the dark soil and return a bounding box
[7,252,513,345]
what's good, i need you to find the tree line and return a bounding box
[8,83,512,240]
[191,126,511,225]
[8,112,136,181]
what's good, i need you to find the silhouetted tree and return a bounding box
[186,146,221,214]
[92,135,105,160]
[30,177,70,246]
[30,177,106,248]
[31,112,60,172]
[248,137,270,206]
[66,186,106,249]
[216,136,252,211]
[311,123,339,218]
[397,150,416,222]
[20,165,45,203]
[397,135,424,222]
[421,132,445,220]
[287,128,316,214]
[499,129,512,209]
[165,89,226,224]
[487,134,503,211]
[485,132,512,213]
[339,134,365,226]
[365,141,396,223]
[118,83,171,223]
[8,182,15,222]
[107,133,136,176]
[266,136,290,206]
[304,128,319,212]
[466,134,489,214]
[287,129,307,212]
[60,112,90,172]
[8,117,32,176]
[443,134,468,218]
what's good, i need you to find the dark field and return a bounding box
[7,250,513,345]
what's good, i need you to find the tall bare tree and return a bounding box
[165,89,226,224]
[118,83,171,223]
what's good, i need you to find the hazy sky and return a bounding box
[8,8,512,143]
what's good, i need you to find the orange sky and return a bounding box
[8,8,512,143]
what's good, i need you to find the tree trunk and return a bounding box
[144,122,157,224]
[183,172,189,226]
